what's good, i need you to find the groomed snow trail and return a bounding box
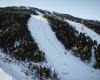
[66,20,100,44]
[28,15,100,80]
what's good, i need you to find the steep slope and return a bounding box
[28,14,100,80]
[0,6,100,80]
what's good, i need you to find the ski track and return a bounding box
[28,15,100,80]
[66,20,100,44]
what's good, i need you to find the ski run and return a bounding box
[28,14,100,80]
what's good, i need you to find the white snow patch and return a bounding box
[0,68,14,80]
[89,47,96,66]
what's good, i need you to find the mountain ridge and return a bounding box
[0,6,100,80]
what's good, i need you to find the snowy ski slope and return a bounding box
[28,14,100,80]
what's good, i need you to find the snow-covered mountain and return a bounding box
[0,6,100,80]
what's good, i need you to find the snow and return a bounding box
[65,20,100,44]
[0,51,27,80]
[14,41,20,47]
[89,47,96,66]
[0,68,13,80]
[28,14,100,80]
